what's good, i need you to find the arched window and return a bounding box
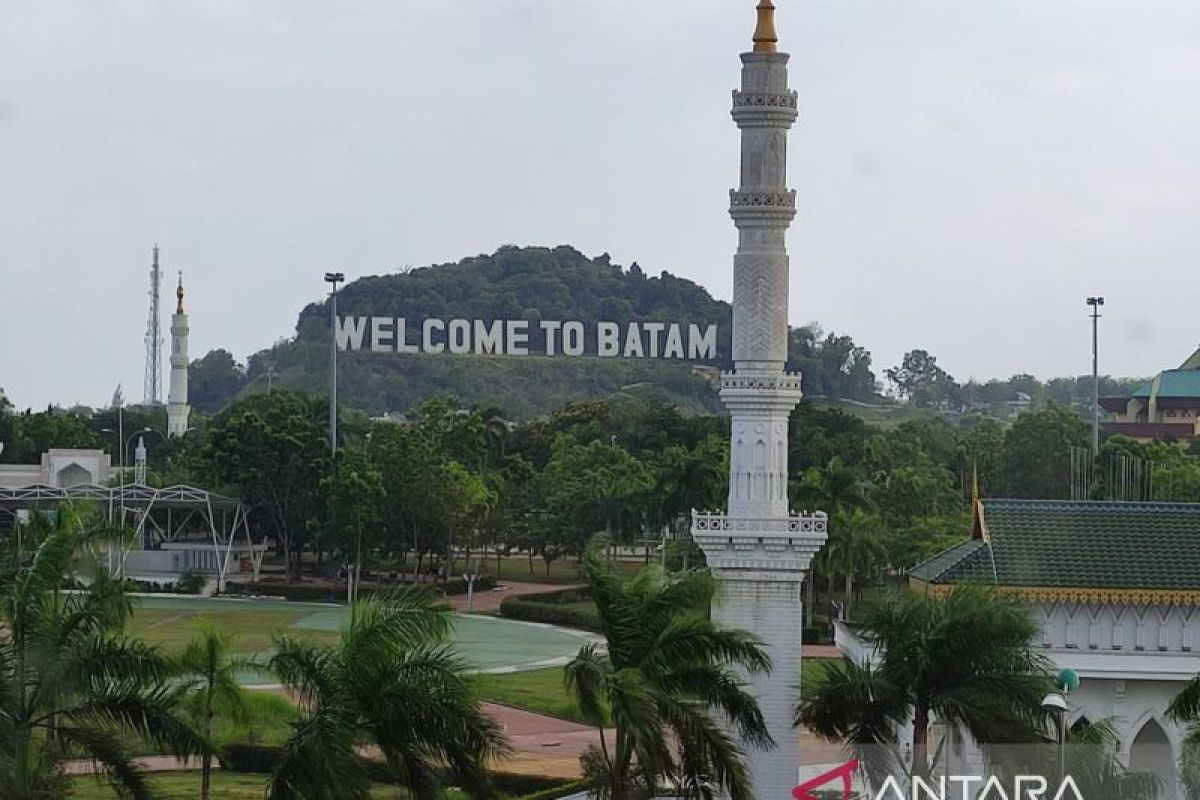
[1128,718,1173,786]
[55,463,92,488]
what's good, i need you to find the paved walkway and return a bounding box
[805,643,844,659]
[66,699,846,780]
[447,581,578,614]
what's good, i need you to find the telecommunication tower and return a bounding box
[143,245,164,405]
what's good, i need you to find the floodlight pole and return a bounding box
[324,272,345,458]
[1087,297,1105,454]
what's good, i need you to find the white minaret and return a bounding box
[166,273,191,437]
[691,3,827,797]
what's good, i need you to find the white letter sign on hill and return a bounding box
[334,317,720,361]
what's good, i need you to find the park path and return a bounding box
[64,701,845,780]
[446,580,580,614]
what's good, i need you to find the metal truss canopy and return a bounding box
[0,483,266,589]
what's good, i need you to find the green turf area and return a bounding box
[213,690,299,747]
[68,771,427,799]
[801,657,837,688]
[476,555,641,585]
[475,667,586,723]
[476,659,840,726]
[125,596,589,681]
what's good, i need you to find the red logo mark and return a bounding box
[792,759,859,800]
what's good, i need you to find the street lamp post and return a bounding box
[1041,667,1080,784]
[1086,297,1105,454]
[324,272,345,458]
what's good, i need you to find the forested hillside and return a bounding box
[189,245,878,419]
[179,244,1143,422]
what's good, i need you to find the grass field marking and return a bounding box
[142,612,189,630]
[475,656,575,675]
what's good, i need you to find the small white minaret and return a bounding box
[134,436,148,484]
[167,273,191,437]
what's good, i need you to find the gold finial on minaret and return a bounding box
[175,271,184,313]
[753,0,778,54]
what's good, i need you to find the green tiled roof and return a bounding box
[1132,369,1200,399]
[909,499,1200,591]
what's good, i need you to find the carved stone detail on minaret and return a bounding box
[729,190,797,208]
[732,255,790,364]
[732,89,798,109]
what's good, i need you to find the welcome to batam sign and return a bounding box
[335,317,719,360]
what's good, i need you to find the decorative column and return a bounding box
[691,3,827,797]
[167,274,191,438]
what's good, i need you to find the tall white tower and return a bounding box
[167,273,191,437]
[691,3,827,797]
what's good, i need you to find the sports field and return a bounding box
[127,596,589,681]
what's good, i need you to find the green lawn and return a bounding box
[212,690,299,747]
[126,601,340,654]
[476,660,840,726]
[477,555,641,585]
[68,772,416,799]
[475,668,585,723]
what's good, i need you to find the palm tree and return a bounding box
[565,548,771,800]
[791,458,871,625]
[825,508,886,613]
[0,508,203,799]
[798,585,1050,781]
[266,587,506,799]
[655,444,725,528]
[178,628,255,800]
[1170,675,1200,798]
[791,457,870,515]
[1170,675,1200,732]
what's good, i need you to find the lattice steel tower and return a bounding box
[143,245,164,405]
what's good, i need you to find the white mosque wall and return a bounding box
[0,449,117,489]
[836,600,1200,795]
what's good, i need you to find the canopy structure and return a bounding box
[0,483,269,589]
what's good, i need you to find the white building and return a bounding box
[0,448,119,489]
[839,497,1200,796]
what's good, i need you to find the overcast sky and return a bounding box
[3,1,1199,410]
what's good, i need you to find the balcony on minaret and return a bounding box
[691,510,827,578]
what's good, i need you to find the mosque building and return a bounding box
[839,491,1200,795]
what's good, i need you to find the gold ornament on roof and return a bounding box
[753,0,778,54]
[176,272,184,313]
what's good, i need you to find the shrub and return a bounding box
[221,575,496,603]
[802,626,827,645]
[219,743,281,773]
[490,771,573,796]
[175,570,206,595]
[499,588,600,632]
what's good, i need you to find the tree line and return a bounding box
[6,383,1200,601]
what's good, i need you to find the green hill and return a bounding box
[241,245,734,419]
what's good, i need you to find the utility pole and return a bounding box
[324,272,345,458]
[1087,296,1105,453]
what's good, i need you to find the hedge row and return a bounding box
[220,745,580,799]
[498,588,601,633]
[222,574,497,603]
